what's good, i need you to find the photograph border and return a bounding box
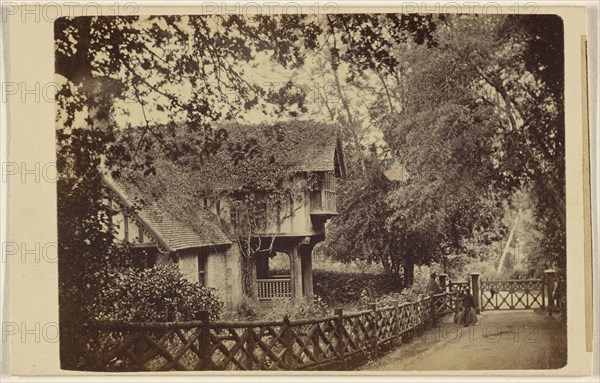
[1,1,597,379]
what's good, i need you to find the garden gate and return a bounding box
[479,279,545,311]
[440,270,556,313]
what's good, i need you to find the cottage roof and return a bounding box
[104,121,345,250]
[104,174,233,252]
[120,120,346,193]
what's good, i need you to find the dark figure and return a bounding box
[453,290,465,324]
[460,289,478,326]
[426,272,443,296]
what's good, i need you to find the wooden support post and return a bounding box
[545,269,556,316]
[301,245,314,303]
[289,245,303,304]
[470,273,481,314]
[197,311,212,370]
[439,273,448,292]
[334,308,345,370]
[281,315,295,369]
[541,278,546,311]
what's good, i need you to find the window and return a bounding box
[324,171,336,192]
[198,253,207,286]
[323,172,336,212]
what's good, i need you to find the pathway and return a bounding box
[362,310,567,371]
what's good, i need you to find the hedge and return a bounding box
[312,270,404,306]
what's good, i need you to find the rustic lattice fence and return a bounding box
[480,279,546,311]
[441,272,556,314]
[447,280,470,293]
[62,292,458,371]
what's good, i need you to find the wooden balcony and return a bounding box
[257,277,291,300]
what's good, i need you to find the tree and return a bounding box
[385,14,564,286]
[55,14,438,316]
[322,14,564,289]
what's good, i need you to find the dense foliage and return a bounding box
[55,13,567,327]
[321,15,565,296]
[90,264,224,322]
[56,15,438,318]
[313,270,404,307]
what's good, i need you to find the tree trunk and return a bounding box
[497,209,521,273]
[380,252,391,274]
[241,253,257,299]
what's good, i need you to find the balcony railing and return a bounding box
[257,277,291,300]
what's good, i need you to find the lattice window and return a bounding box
[310,172,337,213]
[324,171,336,192]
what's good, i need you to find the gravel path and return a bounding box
[361,310,567,371]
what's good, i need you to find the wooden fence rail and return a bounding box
[62,292,458,372]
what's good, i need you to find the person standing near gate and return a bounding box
[426,272,443,296]
[460,289,478,326]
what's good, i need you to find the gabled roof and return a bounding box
[104,121,345,250]
[218,120,343,173]
[104,174,233,252]
[121,120,346,193]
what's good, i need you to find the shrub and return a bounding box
[313,270,404,307]
[87,264,224,322]
[236,295,262,320]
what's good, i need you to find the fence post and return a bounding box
[281,315,295,369]
[244,328,255,370]
[470,273,481,314]
[439,273,448,292]
[312,328,322,362]
[541,277,546,311]
[334,308,345,370]
[197,311,212,370]
[368,303,379,357]
[392,300,400,341]
[545,269,556,316]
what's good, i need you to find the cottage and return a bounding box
[103,121,346,311]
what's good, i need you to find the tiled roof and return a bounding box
[104,174,232,252]
[103,121,345,251]
[292,130,339,172]
[147,120,345,193]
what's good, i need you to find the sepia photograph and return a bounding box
[48,9,572,373]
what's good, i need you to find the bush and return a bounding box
[373,264,442,308]
[87,264,224,322]
[236,295,262,320]
[313,270,404,307]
